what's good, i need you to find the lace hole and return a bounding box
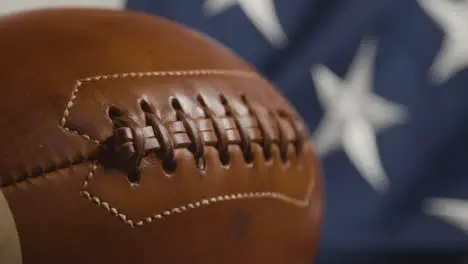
[163,160,177,174]
[107,105,124,120]
[219,152,230,167]
[170,97,183,111]
[139,98,153,113]
[244,152,254,165]
[127,171,141,184]
[196,94,207,106]
[219,94,228,105]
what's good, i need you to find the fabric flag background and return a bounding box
[125,0,468,263]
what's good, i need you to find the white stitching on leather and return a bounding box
[58,70,313,228]
[80,161,316,228]
[59,69,258,144]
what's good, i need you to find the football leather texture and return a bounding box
[0,8,323,264]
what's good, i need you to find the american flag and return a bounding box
[125,0,468,263]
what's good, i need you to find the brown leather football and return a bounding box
[0,7,323,264]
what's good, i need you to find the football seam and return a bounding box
[1,70,304,187]
[59,69,307,177]
[54,69,314,228]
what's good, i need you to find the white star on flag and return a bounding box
[310,39,408,193]
[418,0,468,84]
[203,0,288,48]
[424,197,468,233]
